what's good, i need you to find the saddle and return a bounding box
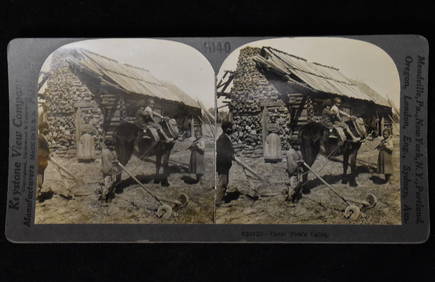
[330,126,346,142]
[137,119,178,146]
[324,118,367,143]
[142,126,160,142]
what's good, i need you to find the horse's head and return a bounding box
[365,117,381,138]
[165,118,180,139]
[353,117,369,139]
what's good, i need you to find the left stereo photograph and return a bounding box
[35,39,216,224]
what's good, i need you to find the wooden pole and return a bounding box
[300,161,350,206]
[197,115,215,138]
[49,157,83,184]
[301,161,372,207]
[234,156,269,183]
[242,167,259,198]
[116,161,181,205]
[75,107,82,145]
[261,107,268,146]
[191,116,195,137]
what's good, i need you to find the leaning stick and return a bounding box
[234,157,269,183]
[300,161,350,206]
[197,113,216,138]
[241,166,258,196]
[116,161,181,205]
[49,156,83,184]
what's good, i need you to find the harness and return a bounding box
[320,118,367,142]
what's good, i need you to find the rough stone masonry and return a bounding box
[40,51,104,157]
[227,47,292,155]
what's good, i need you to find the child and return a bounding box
[376,128,393,183]
[101,140,120,198]
[189,128,205,183]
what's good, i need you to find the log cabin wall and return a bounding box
[228,47,293,155]
[41,53,104,157]
[73,73,203,142]
[67,64,127,145]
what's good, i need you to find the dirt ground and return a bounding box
[35,137,215,224]
[216,133,401,225]
[36,131,401,225]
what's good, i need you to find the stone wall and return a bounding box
[228,47,292,154]
[40,51,104,157]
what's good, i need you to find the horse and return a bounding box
[113,118,180,188]
[293,118,368,201]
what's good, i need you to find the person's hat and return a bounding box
[221,120,233,131]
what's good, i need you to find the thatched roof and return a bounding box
[67,48,200,110]
[252,47,391,108]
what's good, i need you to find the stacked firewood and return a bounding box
[42,56,104,157]
[228,47,292,154]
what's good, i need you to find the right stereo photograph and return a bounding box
[215,37,401,225]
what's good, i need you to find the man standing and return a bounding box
[216,121,235,205]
